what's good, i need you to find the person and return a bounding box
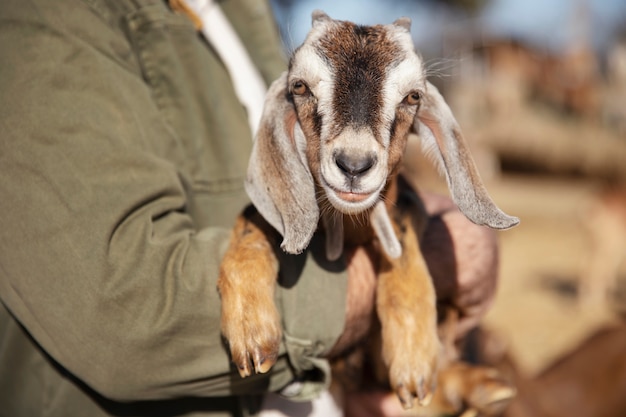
[0,0,500,416]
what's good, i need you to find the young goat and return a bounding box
[219,11,519,409]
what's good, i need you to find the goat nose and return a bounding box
[335,152,376,178]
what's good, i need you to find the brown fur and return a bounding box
[218,208,282,376]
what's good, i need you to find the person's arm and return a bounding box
[0,0,347,402]
[419,191,499,339]
[0,0,246,400]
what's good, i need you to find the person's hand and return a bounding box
[419,191,500,339]
[344,390,410,417]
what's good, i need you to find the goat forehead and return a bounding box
[312,22,414,129]
[316,22,405,68]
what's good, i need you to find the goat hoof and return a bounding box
[441,363,516,415]
[396,384,414,409]
[417,377,434,406]
[233,347,278,378]
[253,347,278,374]
[221,295,282,378]
[465,368,516,415]
[388,353,438,409]
[235,357,253,379]
[229,326,281,377]
[385,326,439,409]
[229,334,281,378]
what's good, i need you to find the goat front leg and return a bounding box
[377,211,440,409]
[218,209,282,377]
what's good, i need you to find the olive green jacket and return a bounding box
[0,0,348,415]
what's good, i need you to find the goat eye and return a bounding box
[405,91,421,106]
[291,80,309,96]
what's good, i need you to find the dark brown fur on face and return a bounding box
[316,22,405,134]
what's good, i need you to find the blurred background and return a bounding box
[269,0,626,414]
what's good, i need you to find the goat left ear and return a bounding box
[245,72,320,254]
[414,81,519,229]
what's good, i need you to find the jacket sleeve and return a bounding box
[0,0,347,402]
[221,0,287,84]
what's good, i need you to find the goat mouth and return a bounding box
[320,176,383,214]
[335,190,372,203]
[324,185,381,215]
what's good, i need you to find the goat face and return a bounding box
[288,13,425,215]
[245,12,518,256]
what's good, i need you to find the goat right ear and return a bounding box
[414,81,519,230]
[245,72,320,254]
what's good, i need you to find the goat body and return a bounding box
[218,11,518,411]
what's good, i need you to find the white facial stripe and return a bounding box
[379,53,425,141]
[289,44,335,141]
[392,53,425,95]
[373,28,424,144]
[289,45,331,90]
[316,80,335,142]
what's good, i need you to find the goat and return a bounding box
[218,11,519,410]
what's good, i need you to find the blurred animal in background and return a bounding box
[218,10,518,414]
[579,186,626,308]
[466,322,626,417]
